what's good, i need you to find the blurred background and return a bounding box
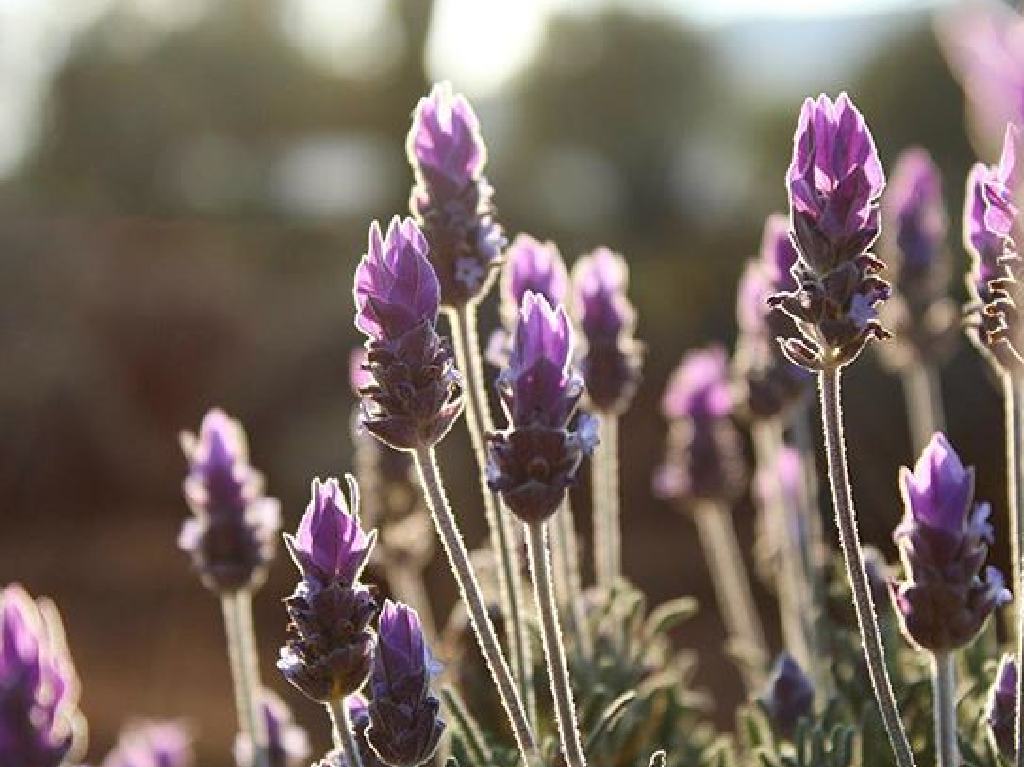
[0,0,1013,763]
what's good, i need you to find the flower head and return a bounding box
[661,346,732,421]
[101,721,193,767]
[354,217,440,343]
[407,83,504,307]
[286,477,375,587]
[501,234,569,325]
[179,409,281,592]
[892,432,1011,651]
[987,654,1017,761]
[234,691,309,767]
[0,585,83,767]
[758,653,814,738]
[885,148,947,275]
[366,601,445,767]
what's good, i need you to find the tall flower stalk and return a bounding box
[406,83,534,722]
[571,248,642,590]
[351,216,538,764]
[486,292,597,767]
[768,93,916,767]
[179,409,280,767]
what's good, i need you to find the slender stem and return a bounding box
[550,500,585,656]
[328,697,363,767]
[1006,374,1022,638]
[1012,376,1024,767]
[818,367,916,767]
[900,363,945,457]
[931,652,958,767]
[752,420,813,674]
[412,446,539,765]
[447,304,534,725]
[526,521,587,767]
[691,500,767,692]
[220,590,268,767]
[593,415,621,588]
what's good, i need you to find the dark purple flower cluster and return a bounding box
[486,292,599,523]
[572,247,644,413]
[365,601,445,767]
[987,654,1017,761]
[733,214,812,419]
[279,478,380,703]
[964,124,1024,371]
[353,217,465,451]
[0,585,83,767]
[891,433,1010,652]
[654,347,746,505]
[758,653,814,738]
[769,93,891,370]
[178,409,281,593]
[877,148,958,370]
[234,691,309,767]
[407,83,504,308]
[100,721,193,767]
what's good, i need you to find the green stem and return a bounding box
[900,363,945,457]
[550,499,589,657]
[328,697,363,767]
[593,415,621,588]
[818,367,915,767]
[1011,376,1024,767]
[931,652,958,767]
[447,304,535,726]
[220,590,268,767]
[526,521,587,767]
[691,499,767,692]
[412,446,539,765]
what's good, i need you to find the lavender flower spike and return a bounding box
[0,585,84,767]
[891,433,1011,652]
[758,653,814,738]
[486,291,599,523]
[366,600,445,767]
[279,477,379,703]
[572,247,643,413]
[353,217,464,451]
[179,408,281,592]
[407,82,504,307]
[770,92,890,370]
[235,691,310,767]
[101,721,194,767]
[987,654,1017,761]
[501,234,569,326]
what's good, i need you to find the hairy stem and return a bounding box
[447,304,534,725]
[1006,375,1022,640]
[900,363,945,456]
[220,590,268,767]
[691,500,767,692]
[328,697,363,767]
[527,521,587,767]
[931,652,958,767]
[819,367,915,767]
[1012,376,1024,767]
[593,415,622,588]
[550,499,589,657]
[412,446,539,765]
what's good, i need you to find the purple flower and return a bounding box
[179,409,281,592]
[571,247,643,412]
[760,213,800,293]
[891,432,1011,651]
[285,477,375,587]
[885,148,947,275]
[354,217,440,343]
[771,93,890,369]
[0,585,83,767]
[366,601,445,767]
[487,293,598,523]
[502,234,569,321]
[353,218,464,451]
[234,690,309,767]
[987,654,1017,761]
[965,162,1008,300]
[758,653,814,738]
[407,83,504,307]
[101,722,193,767]
[661,346,732,422]
[279,477,380,703]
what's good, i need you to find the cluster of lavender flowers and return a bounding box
[18,25,1024,767]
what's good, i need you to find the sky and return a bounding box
[0,0,955,178]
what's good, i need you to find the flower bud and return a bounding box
[234,690,309,767]
[101,721,193,767]
[986,654,1017,761]
[758,653,814,738]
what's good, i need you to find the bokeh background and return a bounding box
[0,0,1012,763]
